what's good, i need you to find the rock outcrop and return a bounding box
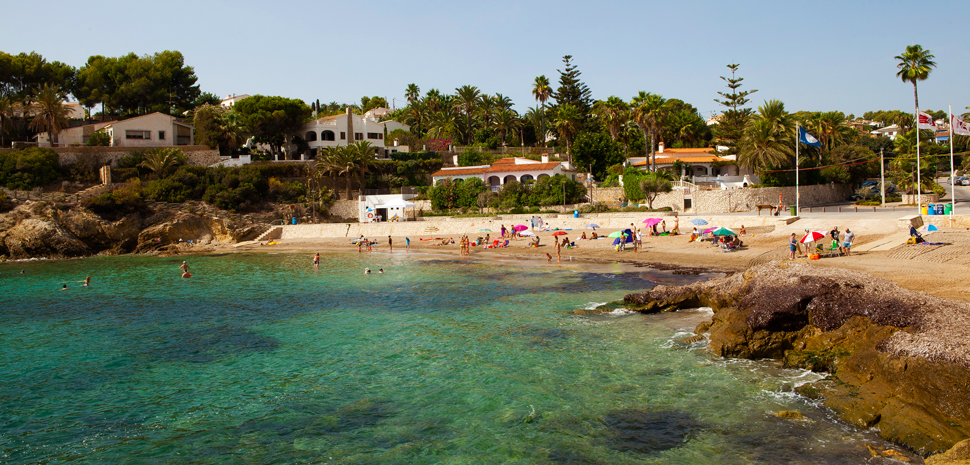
[0,201,270,259]
[620,261,970,456]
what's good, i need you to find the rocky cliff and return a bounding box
[615,261,970,457]
[0,201,270,259]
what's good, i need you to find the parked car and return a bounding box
[962,179,970,186]
[948,176,966,185]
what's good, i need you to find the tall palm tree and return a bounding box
[532,75,552,147]
[593,96,629,142]
[630,91,667,172]
[29,84,72,147]
[455,85,480,145]
[405,83,420,105]
[424,88,442,114]
[494,93,513,112]
[494,109,520,146]
[895,45,936,113]
[478,94,497,128]
[553,104,581,164]
[316,146,344,197]
[349,141,375,194]
[221,109,248,152]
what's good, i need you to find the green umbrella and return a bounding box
[711,227,736,236]
[607,231,625,238]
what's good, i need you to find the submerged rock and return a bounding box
[620,261,970,456]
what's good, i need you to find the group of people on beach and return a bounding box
[789,226,854,259]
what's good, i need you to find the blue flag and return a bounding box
[798,127,822,147]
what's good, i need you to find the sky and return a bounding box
[4,0,968,118]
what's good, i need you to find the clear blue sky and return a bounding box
[4,0,968,118]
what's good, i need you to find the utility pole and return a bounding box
[880,148,885,206]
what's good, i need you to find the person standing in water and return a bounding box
[388,236,393,253]
[405,237,410,252]
[313,253,320,268]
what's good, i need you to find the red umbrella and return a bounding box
[552,231,568,236]
[513,225,529,232]
[801,231,826,243]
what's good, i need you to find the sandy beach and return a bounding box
[225,213,970,303]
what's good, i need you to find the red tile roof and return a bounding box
[432,159,571,177]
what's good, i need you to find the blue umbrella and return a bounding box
[585,223,601,229]
[689,218,708,226]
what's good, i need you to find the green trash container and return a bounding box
[790,205,797,216]
[945,203,953,215]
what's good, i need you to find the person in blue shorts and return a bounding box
[841,228,855,256]
[789,233,797,260]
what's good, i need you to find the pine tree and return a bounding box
[552,55,593,124]
[713,63,757,156]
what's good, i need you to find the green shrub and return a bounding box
[390,151,439,162]
[82,180,145,218]
[0,147,62,190]
[268,177,306,203]
[0,191,11,212]
[86,129,111,147]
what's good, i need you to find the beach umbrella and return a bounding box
[642,218,663,226]
[424,226,440,233]
[690,218,708,226]
[702,227,717,234]
[552,231,568,236]
[801,230,826,243]
[513,225,529,232]
[519,231,535,237]
[585,223,601,229]
[479,229,492,232]
[608,231,625,238]
[711,227,736,236]
[920,224,939,232]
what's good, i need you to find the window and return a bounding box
[305,131,317,142]
[125,130,151,140]
[340,132,346,140]
[367,132,380,140]
[355,133,363,141]
[322,130,335,141]
[158,130,166,140]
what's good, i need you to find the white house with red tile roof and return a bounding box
[630,145,751,178]
[432,156,576,191]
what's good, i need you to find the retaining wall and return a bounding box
[0,145,221,167]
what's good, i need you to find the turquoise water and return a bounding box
[0,253,911,463]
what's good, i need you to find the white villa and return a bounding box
[220,94,250,109]
[289,107,411,160]
[432,156,576,191]
[870,124,902,140]
[38,112,194,147]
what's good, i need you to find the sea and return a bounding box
[0,252,916,464]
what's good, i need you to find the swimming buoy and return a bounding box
[367,212,374,218]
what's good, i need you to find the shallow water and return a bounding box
[0,253,913,463]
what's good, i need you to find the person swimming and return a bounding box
[378,268,384,274]
[364,268,371,275]
[61,284,68,290]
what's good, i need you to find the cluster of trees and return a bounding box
[427,174,585,212]
[0,50,204,147]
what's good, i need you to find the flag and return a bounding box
[798,127,822,147]
[952,114,970,136]
[917,111,938,130]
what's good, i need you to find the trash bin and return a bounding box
[573,209,579,218]
[927,204,935,216]
[790,206,797,216]
[945,203,953,215]
[937,204,945,215]
[920,205,928,215]
[292,217,297,225]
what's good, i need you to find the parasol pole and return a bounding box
[795,122,800,215]
[949,103,956,219]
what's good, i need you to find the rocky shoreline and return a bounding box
[597,261,970,458]
[0,201,270,260]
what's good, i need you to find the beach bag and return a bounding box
[809,254,820,260]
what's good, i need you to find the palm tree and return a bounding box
[0,96,13,148]
[455,85,480,145]
[738,118,793,172]
[349,141,375,195]
[494,109,520,146]
[532,75,552,147]
[630,91,667,172]
[316,146,344,197]
[28,84,72,147]
[478,94,497,128]
[594,96,629,142]
[895,45,936,113]
[494,93,513,112]
[139,148,187,179]
[552,104,581,164]
[405,83,420,105]
[221,109,248,152]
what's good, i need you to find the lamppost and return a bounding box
[562,179,566,210]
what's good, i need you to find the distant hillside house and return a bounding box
[38,112,193,148]
[36,119,115,147]
[432,156,576,192]
[288,107,410,160]
[220,94,250,109]
[870,124,902,140]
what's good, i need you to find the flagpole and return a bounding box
[916,106,922,212]
[950,103,955,219]
[795,123,800,215]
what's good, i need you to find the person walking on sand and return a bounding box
[789,233,797,260]
[636,229,643,252]
[530,216,536,230]
[388,236,393,253]
[555,239,562,263]
[405,237,410,252]
[842,228,855,256]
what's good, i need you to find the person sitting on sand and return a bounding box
[739,225,747,236]
[580,232,587,240]
[689,227,698,242]
[590,231,598,239]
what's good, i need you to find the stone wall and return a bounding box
[0,145,221,167]
[692,183,852,214]
[589,186,685,211]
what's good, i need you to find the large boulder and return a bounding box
[621,261,970,456]
[0,217,91,258]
